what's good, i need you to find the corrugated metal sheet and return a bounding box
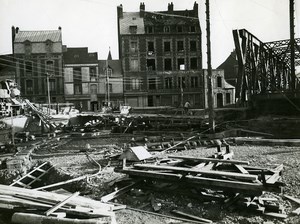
[120,12,145,35]
[14,30,62,43]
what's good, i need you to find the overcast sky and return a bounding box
[0,0,299,68]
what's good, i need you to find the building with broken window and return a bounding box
[203,69,235,108]
[12,26,64,104]
[63,47,99,111]
[117,2,204,108]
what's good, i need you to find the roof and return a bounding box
[120,12,145,35]
[98,60,122,75]
[224,80,235,89]
[63,48,98,64]
[14,30,62,43]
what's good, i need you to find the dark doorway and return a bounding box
[217,93,223,108]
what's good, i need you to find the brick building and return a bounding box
[117,2,204,108]
[63,47,99,111]
[12,26,64,103]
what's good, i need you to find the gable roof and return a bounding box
[14,30,62,43]
[98,60,122,75]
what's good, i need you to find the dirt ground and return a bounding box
[21,135,300,224]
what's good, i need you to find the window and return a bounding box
[90,84,97,94]
[190,58,198,69]
[226,93,231,104]
[217,76,222,88]
[177,58,185,70]
[129,25,137,34]
[147,59,156,71]
[190,26,196,32]
[25,61,33,76]
[74,84,82,94]
[178,77,186,89]
[190,41,197,51]
[107,83,113,93]
[131,78,140,90]
[177,26,183,33]
[46,61,54,75]
[148,78,156,90]
[130,59,139,71]
[177,41,184,51]
[49,79,56,93]
[146,26,153,34]
[45,40,52,52]
[90,67,97,81]
[164,41,171,52]
[165,77,172,89]
[73,67,81,82]
[107,68,112,77]
[24,41,31,54]
[147,41,154,53]
[26,79,33,94]
[191,76,198,88]
[130,41,138,53]
[164,26,170,33]
[164,58,172,71]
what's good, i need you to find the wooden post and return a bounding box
[206,0,215,133]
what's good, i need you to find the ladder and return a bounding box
[10,162,54,188]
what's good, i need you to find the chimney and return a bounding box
[140,2,145,17]
[16,27,19,33]
[117,4,123,19]
[58,26,62,30]
[168,2,174,12]
[193,1,198,17]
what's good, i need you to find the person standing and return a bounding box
[184,101,191,114]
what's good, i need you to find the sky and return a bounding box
[0,0,299,68]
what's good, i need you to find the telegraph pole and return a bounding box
[206,0,215,133]
[290,0,296,89]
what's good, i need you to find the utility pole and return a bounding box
[290,0,296,90]
[46,73,51,115]
[206,0,215,133]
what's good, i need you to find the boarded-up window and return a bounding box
[130,59,139,71]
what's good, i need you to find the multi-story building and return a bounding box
[0,54,16,81]
[117,2,204,108]
[203,69,235,108]
[63,47,99,111]
[12,26,64,103]
[98,51,123,109]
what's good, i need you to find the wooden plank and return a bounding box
[283,194,300,205]
[101,182,138,203]
[291,207,300,215]
[45,192,80,216]
[171,210,213,223]
[264,212,288,219]
[133,164,258,181]
[168,155,249,165]
[235,164,249,174]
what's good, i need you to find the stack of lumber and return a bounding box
[0,184,116,224]
[118,151,284,196]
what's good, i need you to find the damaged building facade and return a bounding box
[117,2,204,108]
[12,26,64,104]
[63,47,99,111]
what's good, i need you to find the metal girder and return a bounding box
[265,38,300,67]
[233,29,299,104]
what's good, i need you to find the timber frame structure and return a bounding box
[233,29,300,104]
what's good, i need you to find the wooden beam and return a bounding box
[168,155,249,165]
[101,182,138,203]
[171,210,213,223]
[45,192,80,216]
[133,164,258,181]
[283,194,300,205]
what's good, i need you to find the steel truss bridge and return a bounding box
[233,29,300,104]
